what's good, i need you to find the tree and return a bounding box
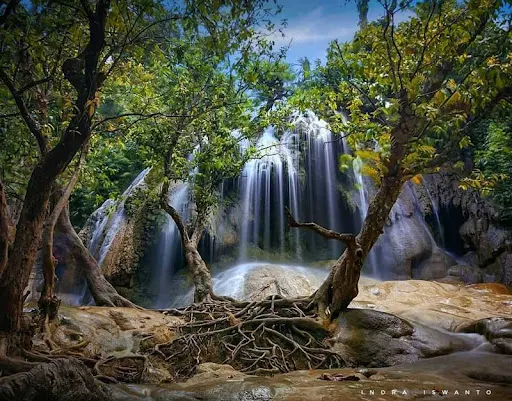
[0,0,199,342]
[288,0,512,322]
[124,3,280,302]
[0,0,115,343]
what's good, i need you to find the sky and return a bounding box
[274,0,411,66]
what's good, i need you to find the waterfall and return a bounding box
[237,111,346,262]
[84,110,463,305]
[86,199,116,257]
[238,127,286,260]
[298,112,343,258]
[421,175,445,247]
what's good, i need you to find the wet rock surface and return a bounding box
[242,265,324,301]
[331,309,486,367]
[109,352,512,400]
[457,317,512,354]
[353,278,512,330]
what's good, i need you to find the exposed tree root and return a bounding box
[1,296,345,387]
[93,354,149,383]
[156,296,345,380]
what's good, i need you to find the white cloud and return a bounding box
[273,6,359,47]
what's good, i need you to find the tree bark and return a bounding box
[55,205,137,308]
[0,163,59,333]
[184,240,213,303]
[0,179,8,278]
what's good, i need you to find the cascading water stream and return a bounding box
[238,111,345,262]
[420,175,445,247]
[58,168,150,305]
[238,127,286,260]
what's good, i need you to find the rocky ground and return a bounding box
[20,271,511,400]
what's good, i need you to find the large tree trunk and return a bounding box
[313,176,404,321]
[160,181,213,303]
[39,151,85,321]
[0,179,8,277]
[0,138,94,333]
[0,164,58,333]
[55,205,137,308]
[184,241,213,303]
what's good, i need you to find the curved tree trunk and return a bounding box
[55,205,137,308]
[39,150,85,321]
[314,176,404,321]
[289,175,404,323]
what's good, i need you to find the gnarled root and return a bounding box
[94,354,149,383]
[157,295,346,380]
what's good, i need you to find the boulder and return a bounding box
[330,309,485,367]
[242,264,324,301]
[207,263,326,302]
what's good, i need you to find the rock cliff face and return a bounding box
[77,169,162,299]
[419,173,512,286]
[368,184,456,281]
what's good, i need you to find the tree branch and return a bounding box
[333,41,388,126]
[18,77,52,94]
[0,69,47,155]
[285,207,356,248]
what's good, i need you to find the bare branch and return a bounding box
[18,77,52,94]
[333,41,389,127]
[285,207,356,247]
[91,112,191,130]
[0,69,47,155]
[410,0,437,79]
